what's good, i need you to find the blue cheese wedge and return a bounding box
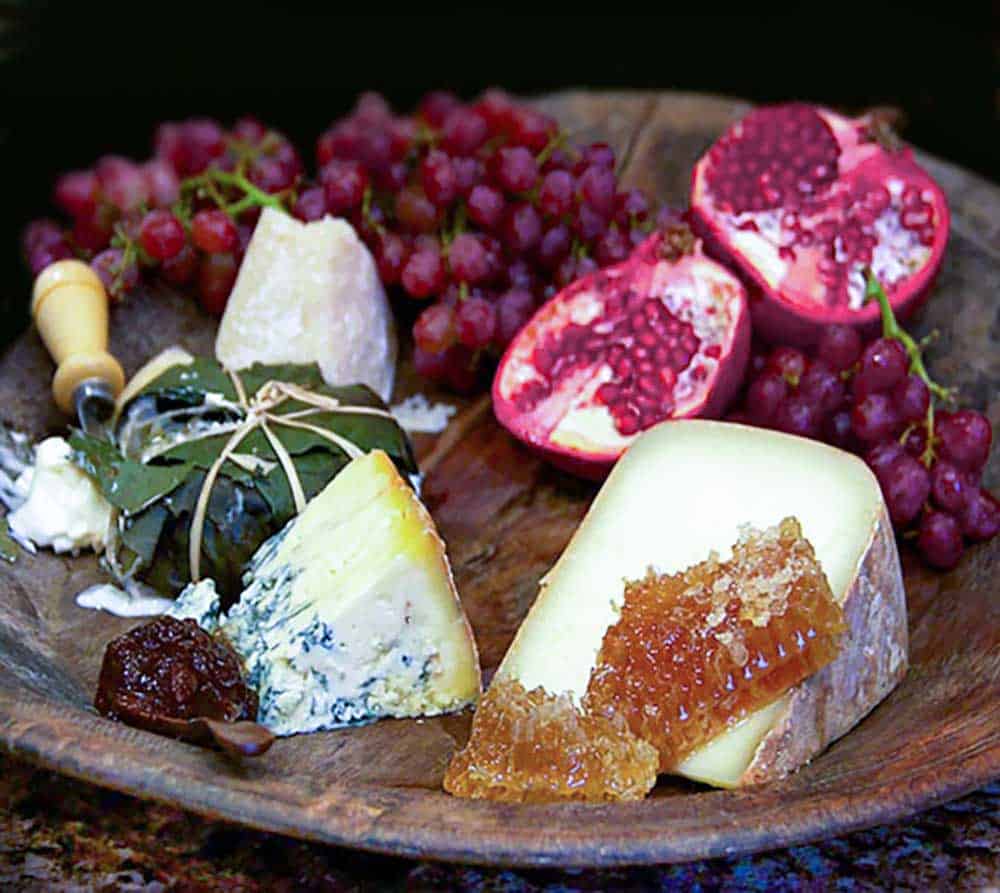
[215,208,397,402]
[172,450,480,736]
[497,420,907,788]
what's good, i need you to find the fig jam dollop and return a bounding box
[95,615,258,739]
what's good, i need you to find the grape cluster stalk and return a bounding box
[729,272,997,569]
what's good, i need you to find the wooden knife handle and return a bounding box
[32,260,125,414]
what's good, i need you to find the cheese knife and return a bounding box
[32,259,125,438]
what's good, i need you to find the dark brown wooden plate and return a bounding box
[0,91,997,868]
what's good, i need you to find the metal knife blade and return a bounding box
[73,378,118,440]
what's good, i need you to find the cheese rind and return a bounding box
[173,450,480,736]
[497,420,907,786]
[215,208,397,402]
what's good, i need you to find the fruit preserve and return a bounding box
[95,616,258,741]
[443,679,658,803]
[586,517,846,770]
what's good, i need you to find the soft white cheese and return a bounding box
[215,208,397,402]
[75,583,173,618]
[497,420,894,786]
[170,450,480,737]
[8,437,112,554]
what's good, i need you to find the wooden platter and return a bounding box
[0,91,997,868]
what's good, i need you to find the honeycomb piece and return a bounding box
[443,679,658,803]
[586,517,846,770]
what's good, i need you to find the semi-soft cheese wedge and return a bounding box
[174,449,480,736]
[215,208,397,401]
[497,420,907,787]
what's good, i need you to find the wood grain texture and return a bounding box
[0,90,997,868]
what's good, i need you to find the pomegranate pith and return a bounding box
[493,229,750,479]
[690,103,950,345]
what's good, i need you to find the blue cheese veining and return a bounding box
[170,449,481,736]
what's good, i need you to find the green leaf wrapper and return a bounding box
[71,360,418,606]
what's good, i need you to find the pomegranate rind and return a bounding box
[690,104,950,346]
[492,232,751,479]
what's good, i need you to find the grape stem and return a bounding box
[864,269,954,467]
[183,168,286,219]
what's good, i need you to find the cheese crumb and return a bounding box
[390,394,457,434]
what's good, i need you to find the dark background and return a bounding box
[1,5,997,347]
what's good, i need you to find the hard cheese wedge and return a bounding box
[215,208,397,402]
[218,449,480,736]
[497,420,907,787]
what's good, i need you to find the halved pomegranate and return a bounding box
[492,228,750,479]
[690,103,950,345]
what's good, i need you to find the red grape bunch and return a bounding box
[22,116,303,314]
[310,90,666,392]
[731,274,997,569]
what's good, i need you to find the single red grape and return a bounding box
[418,91,461,127]
[139,209,186,260]
[502,202,542,256]
[191,209,238,254]
[420,150,458,208]
[960,488,1000,542]
[441,108,489,155]
[877,453,931,526]
[816,324,863,371]
[773,396,821,438]
[198,252,238,315]
[142,159,181,207]
[448,233,490,285]
[917,511,964,570]
[374,232,409,286]
[232,115,267,144]
[476,88,515,133]
[466,184,506,231]
[97,156,149,212]
[930,461,972,514]
[413,345,449,382]
[892,374,930,422]
[401,248,446,298]
[824,409,854,450]
[452,155,484,197]
[935,410,992,472]
[572,202,607,243]
[413,302,457,353]
[493,146,539,194]
[509,108,557,152]
[538,169,575,218]
[496,288,535,346]
[395,187,440,234]
[577,164,616,217]
[455,297,498,348]
[293,186,328,222]
[853,337,909,396]
[537,223,572,270]
[765,346,807,387]
[91,247,139,300]
[851,393,901,442]
[249,157,295,194]
[320,159,368,213]
[580,142,615,170]
[54,170,99,218]
[745,372,788,425]
[797,359,845,414]
[160,243,198,286]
